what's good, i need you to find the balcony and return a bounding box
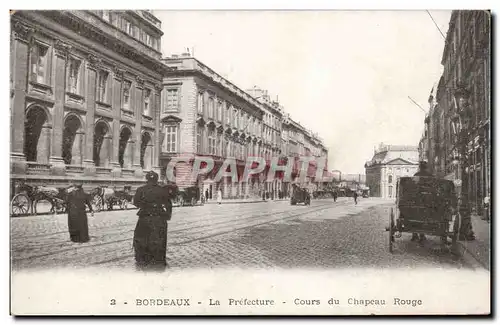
[65,165,85,174]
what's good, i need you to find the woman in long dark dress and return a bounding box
[133,171,172,271]
[66,184,94,243]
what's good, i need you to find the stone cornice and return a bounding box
[40,10,169,75]
[135,76,145,89]
[112,65,125,81]
[166,69,265,117]
[86,53,102,70]
[11,20,36,43]
[54,40,72,59]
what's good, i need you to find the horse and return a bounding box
[90,186,133,211]
[15,183,75,215]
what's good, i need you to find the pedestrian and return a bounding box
[205,189,209,202]
[133,171,172,271]
[353,191,358,205]
[333,191,338,202]
[411,161,432,242]
[66,182,94,243]
[217,189,222,205]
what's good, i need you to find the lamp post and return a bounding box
[451,83,475,241]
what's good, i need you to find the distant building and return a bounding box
[364,143,419,198]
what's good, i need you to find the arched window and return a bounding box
[388,175,393,184]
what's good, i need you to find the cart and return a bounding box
[386,176,461,255]
[290,185,311,206]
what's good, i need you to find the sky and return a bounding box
[155,10,452,174]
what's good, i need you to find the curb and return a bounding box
[457,240,490,271]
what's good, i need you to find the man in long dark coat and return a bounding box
[66,183,94,243]
[133,171,172,271]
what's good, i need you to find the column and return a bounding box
[123,140,134,169]
[144,144,153,171]
[99,135,112,168]
[50,40,72,175]
[37,125,52,164]
[71,131,83,165]
[83,54,100,175]
[133,77,144,171]
[110,67,123,176]
[10,21,35,174]
[152,84,162,175]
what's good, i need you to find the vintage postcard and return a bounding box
[9,8,491,316]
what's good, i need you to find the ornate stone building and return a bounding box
[161,55,329,199]
[424,10,491,216]
[364,144,419,199]
[10,10,167,190]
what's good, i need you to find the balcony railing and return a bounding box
[26,162,51,175]
[65,165,85,174]
[122,168,135,177]
[96,167,112,175]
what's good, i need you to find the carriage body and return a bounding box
[290,185,311,205]
[387,176,461,253]
[175,186,203,206]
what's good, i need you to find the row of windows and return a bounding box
[197,91,264,138]
[190,125,279,160]
[30,42,154,117]
[95,10,161,52]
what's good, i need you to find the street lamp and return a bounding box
[451,82,475,241]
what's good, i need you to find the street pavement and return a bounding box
[11,197,483,271]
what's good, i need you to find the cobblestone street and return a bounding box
[11,197,481,271]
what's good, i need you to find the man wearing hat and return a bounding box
[66,180,94,243]
[133,171,173,271]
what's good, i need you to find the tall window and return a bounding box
[31,43,49,84]
[208,129,216,155]
[226,105,231,124]
[217,133,222,156]
[208,97,214,119]
[97,70,108,103]
[166,88,179,112]
[145,33,153,47]
[197,92,204,114]
[234,109,238,128]
[67,58,81,94]
[124,20,133,35]
[388,175,393,184]
[196,126,203,153]
[389,186,393,198]
[123,80,131,110]
[164,125,177,153]
[217,101,223,121]
[102,10,110,22]
[144,89,151,115]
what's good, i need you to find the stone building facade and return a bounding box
[10,10,167,190]
[423,10,491,216]
[364,144,419,199]
[160,55,329,199]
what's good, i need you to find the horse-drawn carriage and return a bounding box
[386,176,461,255]
[290,185,311,206]
[90,186,134,212]
[174,186,205,206]
[10,180,72,216]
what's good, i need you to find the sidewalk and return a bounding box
[458,214,490,270]
[204,197,288,205]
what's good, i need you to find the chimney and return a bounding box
[171,54,179,58]
[181,52,190,57]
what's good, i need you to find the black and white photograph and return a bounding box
[8,6,492,316]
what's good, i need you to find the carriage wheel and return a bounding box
[11,194,30,216]
[92,196,103,212]
[120,199,128,210]
[178,196,185,207]
[389,208,395,253]
[191,197,197,206]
